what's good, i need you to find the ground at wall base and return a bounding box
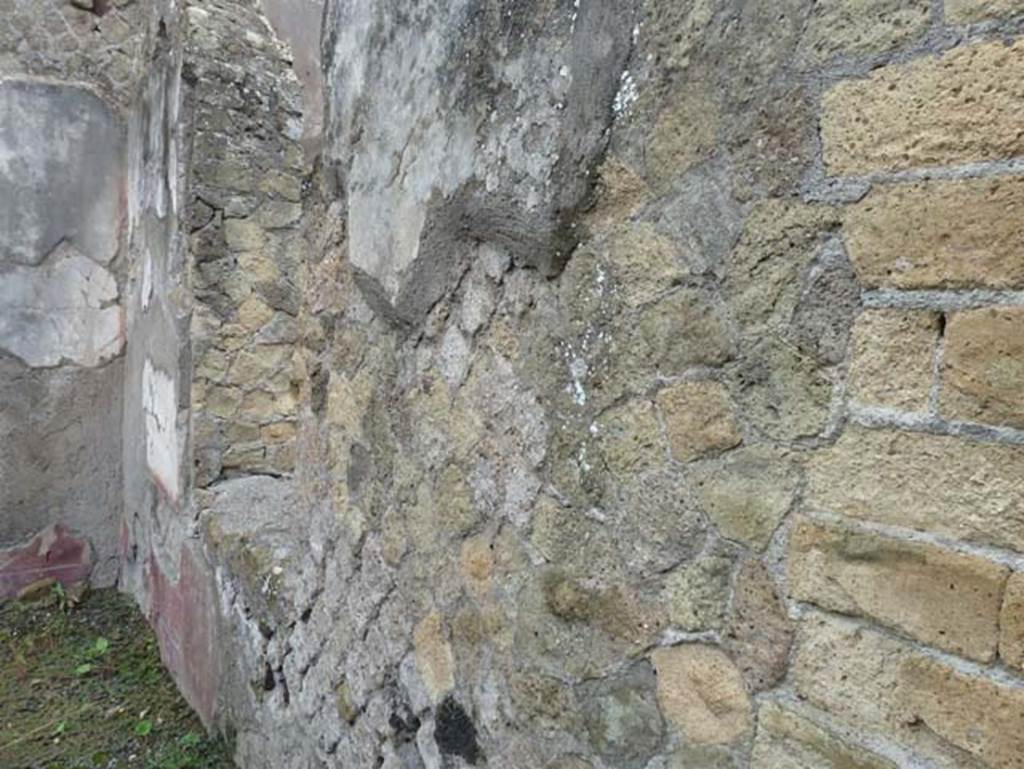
[0,589,234,769]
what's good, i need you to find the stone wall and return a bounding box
[8,1,1024,768]
[268,2,1024,767]
[0,0,147,590]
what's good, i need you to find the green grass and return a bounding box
[0,588,234,769]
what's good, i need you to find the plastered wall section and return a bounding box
[0,0,146,588]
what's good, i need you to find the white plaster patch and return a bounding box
[438,325,472,390]
[141,249,154,311]
[0,245,123,367]
[143,359,181,502]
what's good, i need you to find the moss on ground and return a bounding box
[0,588,234,769]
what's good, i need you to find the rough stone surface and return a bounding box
[798,0,931,63]
[807,427,1024,551]
[751,702,899,769]
[656,380,742,462]
[651,644,752,746]
[9,2,1021,767]
[792,612,989,769]
[1000,572,1024,672]
[662,545,733,632]
[788,518,1009,661]
[822,40,1024,174]
[899,656,1024,769]
[723,559,793,692]
[414,610,457,705]
[577,662,665,769]
[946,0,1024,23]
[941,307,1024,429]
[845,178,1024,290]
[847,309,940,411]
[691,446,800,550]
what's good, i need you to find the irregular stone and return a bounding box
[414,610,456,704]
[786,246,860,366]
[200,476,305,625]
[0,246,123,368]
[237,295,275,330]
[666,744,746,769]
[806,427,1024,551]
[325,0,637,322]
[728,83,816,200]
[0,80,124,267]
[725,201,840,333]
[723,560,793,692]
[946,0,1024,23]
[999,571,1024,671]
[432,464,480,538]
[261,421,296,445]
[594,399,669,478]
[662,545,734,632]
[846,177,1024,290]
[731,336,833,442]
[607,469,705,575]
[543,571,667,647]
[647,77,721,183]
[651,644,752,746]
[256,200,302,229]
[604,223,686,307]
[655,163,745,278]
[0,524,93,601]
[434,696,481,765]
[657,381,742,463]
[941,307,1024,428]
[600,288,735,401]
[223,218,266,252]
[577,661,665,769]
[513,578,637,681]
[788,518,1009,661]
[899,655,1024,769]
[638,0,715,76]
[584,158,650,232]
[459,535,494,599]
[798,0,930,63]
[751,702,899,769]
[509,670,580,732]
[822,40,1024,174]
[848,309,940,411]
[528,496,622,581]
[691,446,800,550]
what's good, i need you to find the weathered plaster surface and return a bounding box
[324,0,637,324]
[0,246,123,367]
[0,1,142,589]
[0,80,125,268]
